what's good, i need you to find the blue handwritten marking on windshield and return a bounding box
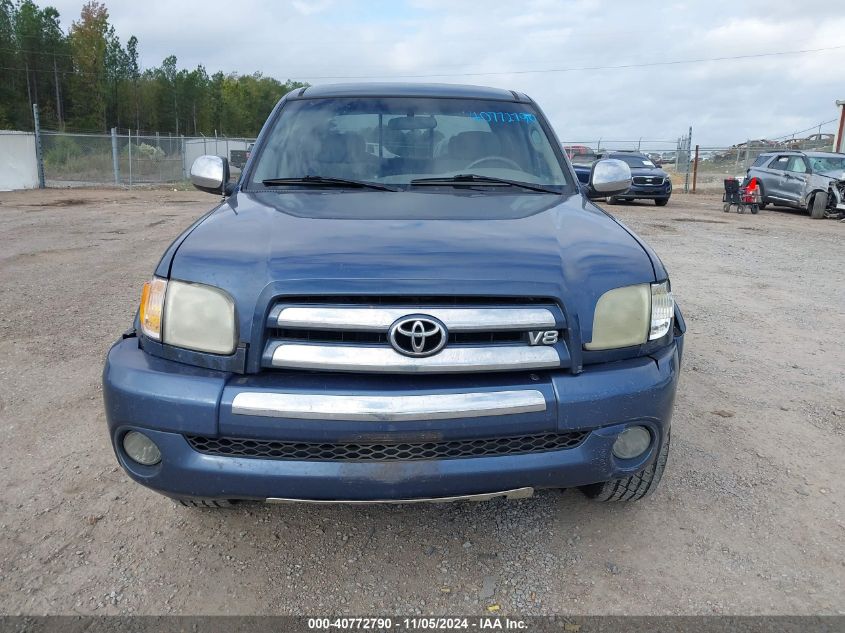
[467,111,537,123]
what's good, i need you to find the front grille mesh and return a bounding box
[632,176,664,185]
[268,328,527,345]
[185,432,588,462]
[264,296,567,373]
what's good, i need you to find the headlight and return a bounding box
[139,277,237,354]
[585,281,674,350]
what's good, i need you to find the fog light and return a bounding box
[612,426,651,460]
[122,431,161,466]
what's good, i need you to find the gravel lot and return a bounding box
[0,188,842,616]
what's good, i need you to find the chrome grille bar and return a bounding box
[267,343,561,373]
[271,306,558,332]
[231,390,547,421]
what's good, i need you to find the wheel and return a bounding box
[606,196,618,205]
[737,205,745,214]
[750,204,759,215]
[810,192,827,219]
[758,202,768,210]
[654,198,669,207]
[723,203,730,213]
[580,432,670,502]
[176,498,235,508]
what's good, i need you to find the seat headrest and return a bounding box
[317,132,365,163]
[447,131,502,160]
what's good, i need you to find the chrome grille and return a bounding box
[633,176,665,186]
[262,297,568,374]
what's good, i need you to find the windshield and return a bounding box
[809,156,845,173]
[611,154,657,168]
[247,97,569,190]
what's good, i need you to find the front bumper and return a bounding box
[103,333,683,502]
[619,182,672,200]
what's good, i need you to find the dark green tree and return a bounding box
[0,0,307,134]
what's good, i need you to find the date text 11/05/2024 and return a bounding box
[307,617,529,630]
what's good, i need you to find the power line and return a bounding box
[2,43,842,83]
[0,45,75,59]
[768,118,837,141]
[295,44,845,80]
[0,64,101,76]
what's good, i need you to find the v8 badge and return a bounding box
[528,330,559,346]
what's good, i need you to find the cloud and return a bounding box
[46,0,845,145]
[291,0,334,15]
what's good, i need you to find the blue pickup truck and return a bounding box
[103,83,685,507]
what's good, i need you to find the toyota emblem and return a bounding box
[388,315,448,357]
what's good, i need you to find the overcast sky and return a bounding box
[48,0,845,148]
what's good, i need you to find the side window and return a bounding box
[785,156,808,173]
[768,156,789,171]
[751,155,769,168]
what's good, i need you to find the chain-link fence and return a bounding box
[39,130,255,187]
[16,122,844,191]
[562,135,697,190]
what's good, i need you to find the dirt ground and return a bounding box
[0,188,842,616]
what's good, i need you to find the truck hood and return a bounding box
[168,189,659,345]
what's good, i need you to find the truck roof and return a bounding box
[291,82,531,102]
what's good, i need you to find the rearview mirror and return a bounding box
[586,158,632,199]
[191,155,230,195]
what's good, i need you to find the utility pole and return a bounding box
[32,104,45,189]
[692,145,700,193]
[25,62,32,114]
[53,57,64,129]
[111,128,120,184]
[835,100,845,153]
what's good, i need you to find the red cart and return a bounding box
[723,177,760,214]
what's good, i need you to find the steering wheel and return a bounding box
[466,156,522,171]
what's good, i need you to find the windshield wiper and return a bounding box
[410,174,560,194]
[261,175,398,192]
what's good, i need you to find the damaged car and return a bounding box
[746,150,845,219]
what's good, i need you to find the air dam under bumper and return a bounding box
[103,336,682,502]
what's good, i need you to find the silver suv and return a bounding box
[746,151,845,219]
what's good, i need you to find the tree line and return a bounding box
[0,0,307,135]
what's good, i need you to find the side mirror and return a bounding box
[585,158,631,199]
[191,155,230,195]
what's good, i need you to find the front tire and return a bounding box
[810,192,827,219]
[654,198,669,207]
[580,432,670,502]
[606,196,618,205]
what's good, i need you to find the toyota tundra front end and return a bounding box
[103,83,685,506]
